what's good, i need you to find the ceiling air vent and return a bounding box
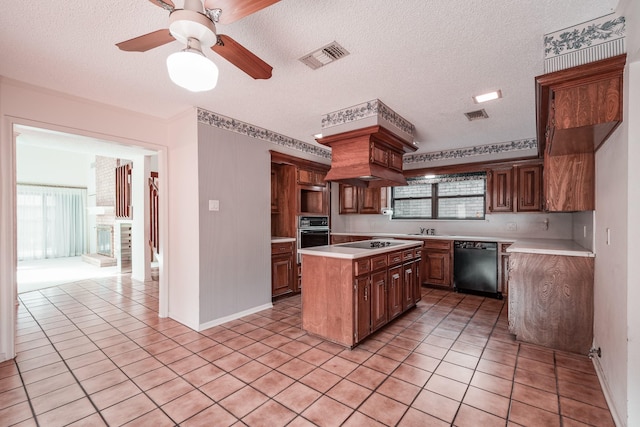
[464,109,489,121]
[299,41,350,70]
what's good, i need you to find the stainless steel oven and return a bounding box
[297,216,329,262]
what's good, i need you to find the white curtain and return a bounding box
[17,185,87,260]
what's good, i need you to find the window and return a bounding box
[391,173,486,220]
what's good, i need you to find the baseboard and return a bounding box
[592,356,625,427]
[198,302,273,332]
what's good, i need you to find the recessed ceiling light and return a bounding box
[473,90,502,103]
[313,133,323,139]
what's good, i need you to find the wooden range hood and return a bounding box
[316,125,417,188]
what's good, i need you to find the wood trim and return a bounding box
[270,150,330,172]
[404,158,542,179]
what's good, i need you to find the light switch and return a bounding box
[209,200,219,211]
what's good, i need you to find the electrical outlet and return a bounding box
[209,200,220,211]
[506,222,517,231]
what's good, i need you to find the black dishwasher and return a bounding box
[453,241,501,299]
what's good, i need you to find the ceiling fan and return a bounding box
[116,0,278,90]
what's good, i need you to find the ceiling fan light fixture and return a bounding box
[167,38,218,92]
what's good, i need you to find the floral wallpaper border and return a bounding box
[403,138,537,165]
[197,108,332,160]
[544,14,625,72]
[544,14,625,59]
[320,99,415,137]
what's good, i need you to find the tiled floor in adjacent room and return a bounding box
[1,275,615,426]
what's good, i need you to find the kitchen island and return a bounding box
[298,239,423,348]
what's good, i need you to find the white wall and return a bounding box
[0,79,169,361]
[197,123,272,327]
[330,185,573,240]
[591,1,639,424]
[16,143,93,188]
[166,109,200,330]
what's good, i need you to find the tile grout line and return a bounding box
[18,278,183,426]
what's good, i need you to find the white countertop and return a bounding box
[330,232,516,243]
[298,239,422,260]
[506,238,594,257]
[330,232,594,257]
[271,237,296,244]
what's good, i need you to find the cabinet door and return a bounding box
[271,167,279,213]
[413,257,422,303]
[339,184,359,214]
[544,152,595,212]
[388,266,403,320]
[355,277,371,343]
[516,165,542,212]
[371,270,388,331]
[272,254,292,297]
[424,251,452,286]
[297,168,315,186]
[402,263,415,311]
[359,188,382,214]
[488,168,513,212]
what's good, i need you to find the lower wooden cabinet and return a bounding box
[271,241,295,297]
[423,240,453,287]
[370,270,388,331]
[508,252,594,354]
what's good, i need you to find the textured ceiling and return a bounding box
[0,0,619,155]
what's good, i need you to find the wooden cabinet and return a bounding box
[508,252,594,354]
[271,151,330,237]
[271,165,279,213]
[533,55,624,212]
[487,162,542,213]
[423,240,453,287]
[544,151,594,212]
[339,184,388,215]
[536,54,626,156]
[516,164,542,212]
[487,167,513,212]
[301,244,421,348]
[370,270,388,332]
[297,168,327,187]
[271,241,295,297]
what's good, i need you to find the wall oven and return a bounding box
[297,216,329,262]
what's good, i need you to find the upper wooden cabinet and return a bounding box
[536,54,626,156]
[339,184,388,215]
[297,168,327,187]
[486,161,542,214]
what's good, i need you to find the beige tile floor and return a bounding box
[0,275,615,426]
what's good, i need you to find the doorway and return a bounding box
[13,124,164,297]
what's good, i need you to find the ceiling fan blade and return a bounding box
[212,34,273,79]
[204,0,280,24]
[148,0,175,11]
[116,29,175,52]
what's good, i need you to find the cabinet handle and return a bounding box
[392,273,400,280]
[364,286,368,301]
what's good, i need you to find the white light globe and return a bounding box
[167,49,219,92]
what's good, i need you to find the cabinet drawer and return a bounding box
[402,249,414,261]
[354,258,371,277]
[424,240,453,251]
[271,242,294,255]
[371,255,388,271]
[388,251,403,265]
[413,248,423,258]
